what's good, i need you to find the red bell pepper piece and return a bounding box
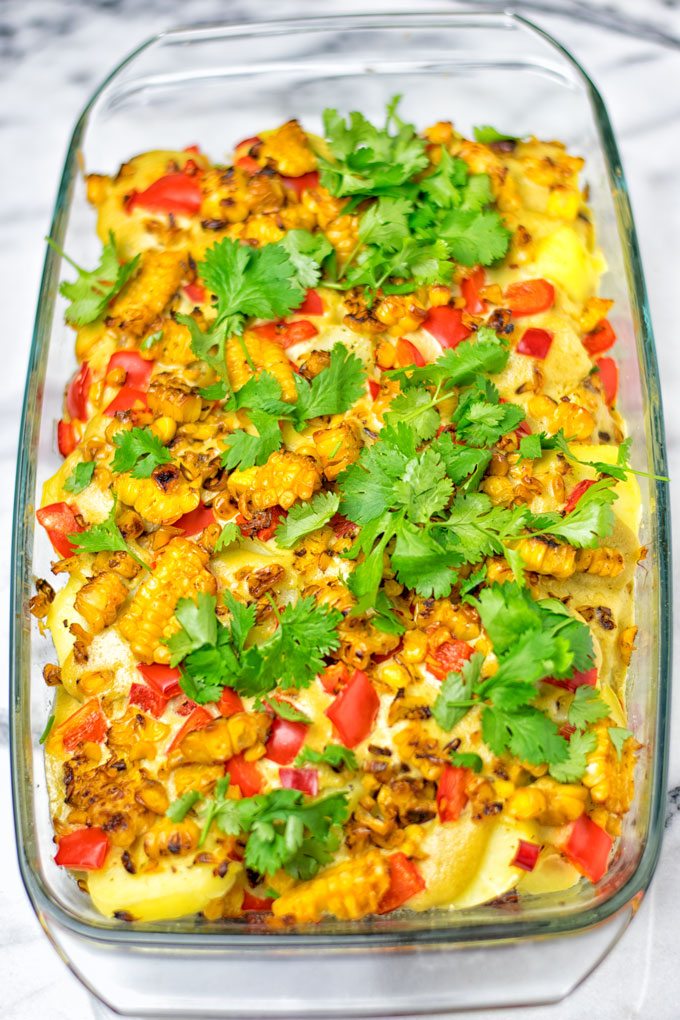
[169,705,212,752]
[218,688,244,718]
[437,765,471,822]
[58,699,108,751]
[395,337,426,367]
[318,662,350,694]
[236,155,261,175]
[254,506,287,542]
[175,503,215,537]
[329,513,357,539]
[104,386,148,416]
[297,289,324,315]
[55,827,110,870]
[423,306,470,349]
[107,350,153,391]
[564,813,613,883]
[129,681,166,719]
[564,478,596,515]
[377,853,426,914]
[429,639,474,681]
[511,839,542,872]
[57,419,77,457]
[265,718,308,765]
[184,144,202,155]
[543,666,598,692]
[252,319,318,349]
[127,172,202,215]
[516,327,553,360]
[137,664,182,700]
[175,697,199,717]
[461,267,486,315]
[279,767,319,796]
[36,501,82,558]
[326,669,379,748]
[368,379,381,400]
[235,135,261,152]
[281,171,319,197]
[241,889,274,912]
[583,318,616,357]
[504,278,555,316]
[183,282,206,304]
[227,753,262,797]
[596,357,618,406]
[67,362,91,420]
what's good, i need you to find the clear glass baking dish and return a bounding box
[10,10,672,1017]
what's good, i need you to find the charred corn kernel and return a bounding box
[402,630,428,664]
[325,214,360,259]
[493,779,515,800]
[272,851,390,924]
[619,626,638,667]
[376,340,396,369]
[92,550,140,579]
[228,450,321,513]
[426,284,452,308]
[74,572,128,634]
[229,213,286,246]
[514,537,577,578]
[107,249,187,338]
[583,721,637,814]
[423,121,455,145]
[114,470,200,525]
[227,332,296,403]
[143,817,201,860]
[575,546,625,578]
[118,538,216,663]
[546,187,581,220]
[172,764,224,796]
[552,402,595,442]
[528,394,558,419]
[81,741,102,763]
[259,119,317,177]
[488,452,510,477]
[481,475,514,506]
[154,317,195,365]
[78,669,114,697]
[533,777,588,825]
[147,376,202,423]
[474,635,492,657]
[135,779,170,815]
[373,293,426,335]
[506,786,547,820]
[431,601,480,640]
[149,415,177,444]
[313,422,362,480]
[580,297,614,334]
[174,713,269,765]
[375,660,411,689]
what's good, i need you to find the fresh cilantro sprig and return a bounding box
[274,491,340,548]
[254,696,311,724]
[68,498,148,570]
[47,232,140,327]
[111,427,172,478]
[63,460,95,494]
[166,789,202,823]
[214,522,241,552]
[294,744,358,772]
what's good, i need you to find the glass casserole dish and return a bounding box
[10,11,671,1018]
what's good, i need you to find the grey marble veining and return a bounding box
[1,2,679,1018]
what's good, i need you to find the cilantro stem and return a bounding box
[45,235,86,275]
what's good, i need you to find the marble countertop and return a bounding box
[1,1,678,1018]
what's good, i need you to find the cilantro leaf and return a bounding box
[392,523,460,598]
[175,314,230,383]
[63,460,95,494]
[537,478,618,549]
[69,499,147,570]
[567,686,610,729]
[608,726,634,759]
[473,125,520,144]
[49,231,140,327]
[279,230,333,288]
[111,426,172,478]
[519,433,543,460]
[450,751,483,773]
[274,491,340,548]
[295,744,358,771]
[358,196,413,249]
[432,652,483,730]
[549,729,597,783]
[440,493,530,564]
[387,330,509,390]
[214,522,241,552]
[419,149,469,208]
[227,371,293,418]
[221,411,282,470]
[166,790,202,822]
[482,704,568,766]
[438,208,511,266]
[273,596,342,690]
[293,344,366,422]
[382,388,440,444]
[165,592,219,665]
[255,696,311,724]
[431,434,492,487]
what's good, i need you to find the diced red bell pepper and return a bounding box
[241,889,274,912]
[57,419,77,457]
[511,839,541,872]
[67,362,91,420]
[106,350,153,391]
[218,688,244,718]
[564,813,613,883]
[175,503,215,537]
[168,705,212,752]
[175,697,199,717]
[58,699,108,751]
[564,479,596,515]
[326,669,379,748]
[281,171,319,197]
[36,501,82,558]
[437,765,471,823]
[55,827,110,870]
[516,327,553,360]
[129,681,166,719]
[265,718,308,765]
[368,379,381,400]
[104,386,148,416]
[297,289,324,315]
[183,282,206,304]
[252,319,318,349]
[329,513,357,539]
[235,135,262,152]
[227,753,263,797]
[395,337,427,367]
[596,357,618,406]
[423,306,471,349]
[236,155,261,175]
[559,723,576,741]
[584,319,616,357]
[429,639,474,681]
[184,144,201,155]
[504,278,555,317]
[461,267,486,315]
[279,767,319,796]
[543,666,598,692]
[377,853,426,914]
[137,663,182,699]
[318,662,350,694]
[255,505,287,542]
[127,172,202,215]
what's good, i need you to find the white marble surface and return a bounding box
[1,1,679,1018]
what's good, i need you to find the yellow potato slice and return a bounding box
[529,225,605,305]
